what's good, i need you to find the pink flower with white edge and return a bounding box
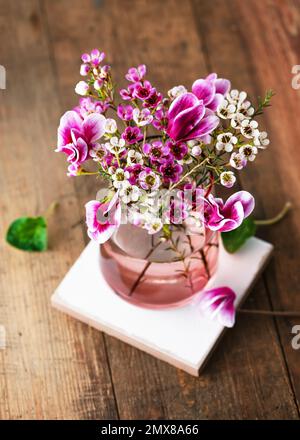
[85,195,121,244]
[192,73,231,111]
[167,93,219,142]
[198,286,236,328]
[202,191,255,232]
[59,137,88,174]
[56,110,106,151]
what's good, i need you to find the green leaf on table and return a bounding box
[221,216,256,253]
[6,216,48,252]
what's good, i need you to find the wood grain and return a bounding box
[0,0,299,419]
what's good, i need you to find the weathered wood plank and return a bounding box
[0,0,118,419]
[45,0,299,419]
[192,0,300,415]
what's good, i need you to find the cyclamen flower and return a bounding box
[198,286,236,328]
[139,169,161,190]
[167,93,219,142]
[192,73,230,112]
[121,126,143,145]
[85,195,121,244]
[117,104,134,121]
[59,137,88,175]
[202,191,255,232]
[159,161,183,184]
[57,111,106,151]
[230,152,247,170]
[220,171,236,188]
[132,108,153,126]
[125,64,146,82]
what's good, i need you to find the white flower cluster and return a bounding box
[216,89,270,188]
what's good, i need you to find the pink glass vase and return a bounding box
[100,224,219,309]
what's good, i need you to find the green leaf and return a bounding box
[221,217,256,253]
[6,216,48,252]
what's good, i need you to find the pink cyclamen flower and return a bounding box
[57,110,106,150]
[198,286,236,328]
[59,137,88,175]
[121,126,143,145]
[85,195,121,244]
[202,191,255,232]
[167,92,219,142]
[192,73,231,112]
[125,64,146,82]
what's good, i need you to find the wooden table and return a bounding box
[0,0,299,420]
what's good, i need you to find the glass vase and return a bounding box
[99,224,219,309]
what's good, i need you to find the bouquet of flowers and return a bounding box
[56,48,272,246]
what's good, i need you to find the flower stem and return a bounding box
[44,201,59,220]
[254,202,292,226]
[128,239,163,296]
[238,308,300,317]
[169,158,209,191]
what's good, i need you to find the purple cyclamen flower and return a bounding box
[85,194,121,244]
[125,64,146,82]
[167,93,219,143]
[121,126,143,145]
[159,161,183,184]
[198,286,236,328]
[59,137,88,175]
[192,73,231,111]
[133,81,154,100]
[166,140,188,161]
[117,104,134,121]
[202,191,255,232]
[143,141,170,164]
[56,110,106,150]
[120,84,136,100]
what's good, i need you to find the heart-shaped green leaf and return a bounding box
[221,216,256,253]
[6,216,47,252]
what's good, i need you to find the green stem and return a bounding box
[169,158,209,191]
[254,202,292,226]
[44,201,59,220]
